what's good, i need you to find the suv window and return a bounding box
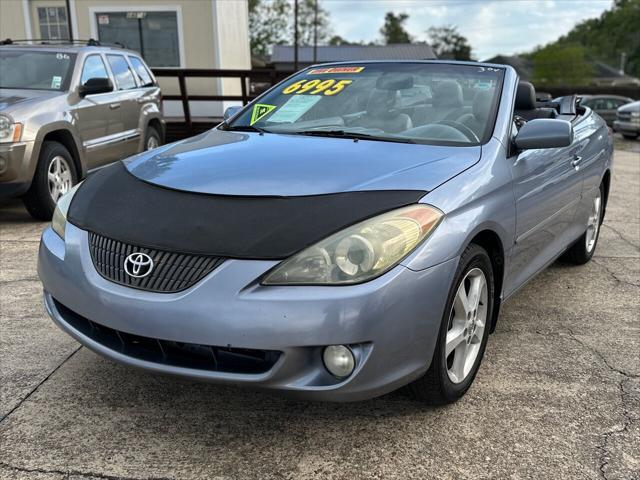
[80,54,109,85]
[129,56,154,87]
[0,50,76,91]
[106,54,137,90]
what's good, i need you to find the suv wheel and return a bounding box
[22,141,77,220]
[145,126,161,151]
[408,244,494,405]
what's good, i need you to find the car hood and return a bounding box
[125,129,482,196]
[618,100,640,113]
[0,88,61,114]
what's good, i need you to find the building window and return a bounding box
[96,11,180,67]
[37,6,69,41]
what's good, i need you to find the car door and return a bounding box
[504,121,583,295]
[105,53,142,159]
[73,54,123,169]
[127,55,161,152]
[599,98,619,126]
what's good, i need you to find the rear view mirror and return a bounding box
[376,74,414,91]
[514,119,573,150]
[78,77,113,97]
[224,106,242,121]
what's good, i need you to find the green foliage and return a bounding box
[426,25,472,60]
[531,44,595,86]
[249,0,332,56]
[380,12,412,44]
[542,0,640,78]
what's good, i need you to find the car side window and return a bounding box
[106,54,137,90]
[80,55,109,85]
[128,56,154,87]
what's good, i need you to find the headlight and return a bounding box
[263,204,443,285]
[0,115,23,143]
[52,183,81,239]
[630,111,640,118]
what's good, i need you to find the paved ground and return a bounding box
[1,141,638,480]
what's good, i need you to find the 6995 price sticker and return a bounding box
[282,79,353,96]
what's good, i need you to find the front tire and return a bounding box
[22,141,77,220]
[562,184,603,265]
[144,126,162,151]
[408,244,494,405]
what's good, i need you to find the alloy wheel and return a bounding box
[146,135,159,150]
[585,192,602,253]
[446,267,488,384]
[47,155,73,203]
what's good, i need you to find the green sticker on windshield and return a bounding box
[250,103,277,125]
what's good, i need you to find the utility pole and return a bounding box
[294,0,299,71]
[619,52,627,74]
[64,0,73,41]
[313,0,318,63]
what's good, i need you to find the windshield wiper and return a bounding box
[221,124,268,134]
[291,129,414,144]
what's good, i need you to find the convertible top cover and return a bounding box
[68,162,427,259]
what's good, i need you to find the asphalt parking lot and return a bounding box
[1,141,638,480]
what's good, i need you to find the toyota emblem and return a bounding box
[124,252,154,278]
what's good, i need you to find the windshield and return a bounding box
[227,63,504,146]
[0,50,76,91]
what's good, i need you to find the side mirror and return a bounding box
[514,118,573,150]
[78,77,113,97]
[223,106,242,121]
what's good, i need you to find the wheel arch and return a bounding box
[601,169,611,222]
[467,229,505,333]
[38,129,83,179]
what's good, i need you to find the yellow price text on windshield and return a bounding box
[282,79,353,96]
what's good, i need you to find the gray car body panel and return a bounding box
[0,45,164,196]
[37,61,614,401]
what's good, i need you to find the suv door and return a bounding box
[128,55,162,151]
[505,121,583,295]
[74,54,123,169]
[105,54,142,158]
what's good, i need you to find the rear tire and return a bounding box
[22,141,77,221]
[145,126,162,151]
[562,183,603,265]
[408,244,494,405]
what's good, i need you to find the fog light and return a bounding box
[323,345,355,378]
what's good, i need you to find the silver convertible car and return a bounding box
[38,61,613,404]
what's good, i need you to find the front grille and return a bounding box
[53,298,281,374]
[88,232,224,293]
[617,111,632,121]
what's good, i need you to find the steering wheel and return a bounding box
[435,120,480,142]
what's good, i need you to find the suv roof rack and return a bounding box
[0,38,127,48]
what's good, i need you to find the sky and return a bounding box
[321,0,615,60]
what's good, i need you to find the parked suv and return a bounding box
[613,100,640,139]
[0,40,164,219]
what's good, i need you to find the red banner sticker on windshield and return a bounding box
[308,66,365,74]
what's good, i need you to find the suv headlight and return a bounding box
[263,204,443,285]
[52,183,81,239]
[0,115,23,143]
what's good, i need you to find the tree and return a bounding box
[426,25,472,60]
[536,0,640,78]
[249,0,291,56]
[380,12,412,44]
[531,44,595,86]
[249,0,332,56]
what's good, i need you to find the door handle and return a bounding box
[109,103,121,110]
[571,155,582,169]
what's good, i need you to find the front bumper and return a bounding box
[38,224,458,401]
[613,119,640,135]
[0,141,35,197]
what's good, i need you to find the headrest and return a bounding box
[433,81,463,108]
[367,90,401,116]
[515,81,537,110]
[473,90,493,120]
[376,73,414,91]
